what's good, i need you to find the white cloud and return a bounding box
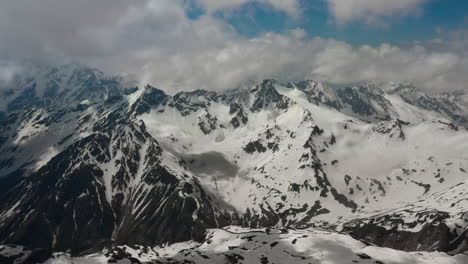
[308,41,467,91]
[325,0,429,25]
[0,62,21,83]
[0,0,466,93]
[289,28,307,39]
[126,29,468,93]
[196,0,300,16]
[132,24,468,92]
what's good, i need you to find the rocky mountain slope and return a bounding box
[2,227,468,264]
[0,64,467,262]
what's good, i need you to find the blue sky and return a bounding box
[189,0,468,46]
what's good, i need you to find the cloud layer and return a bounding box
[325,0,429,25]
[0,0,466,93]
[196,0,300,16]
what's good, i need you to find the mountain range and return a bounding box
[0,64,468,263]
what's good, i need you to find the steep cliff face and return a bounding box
[0,115,231,254]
